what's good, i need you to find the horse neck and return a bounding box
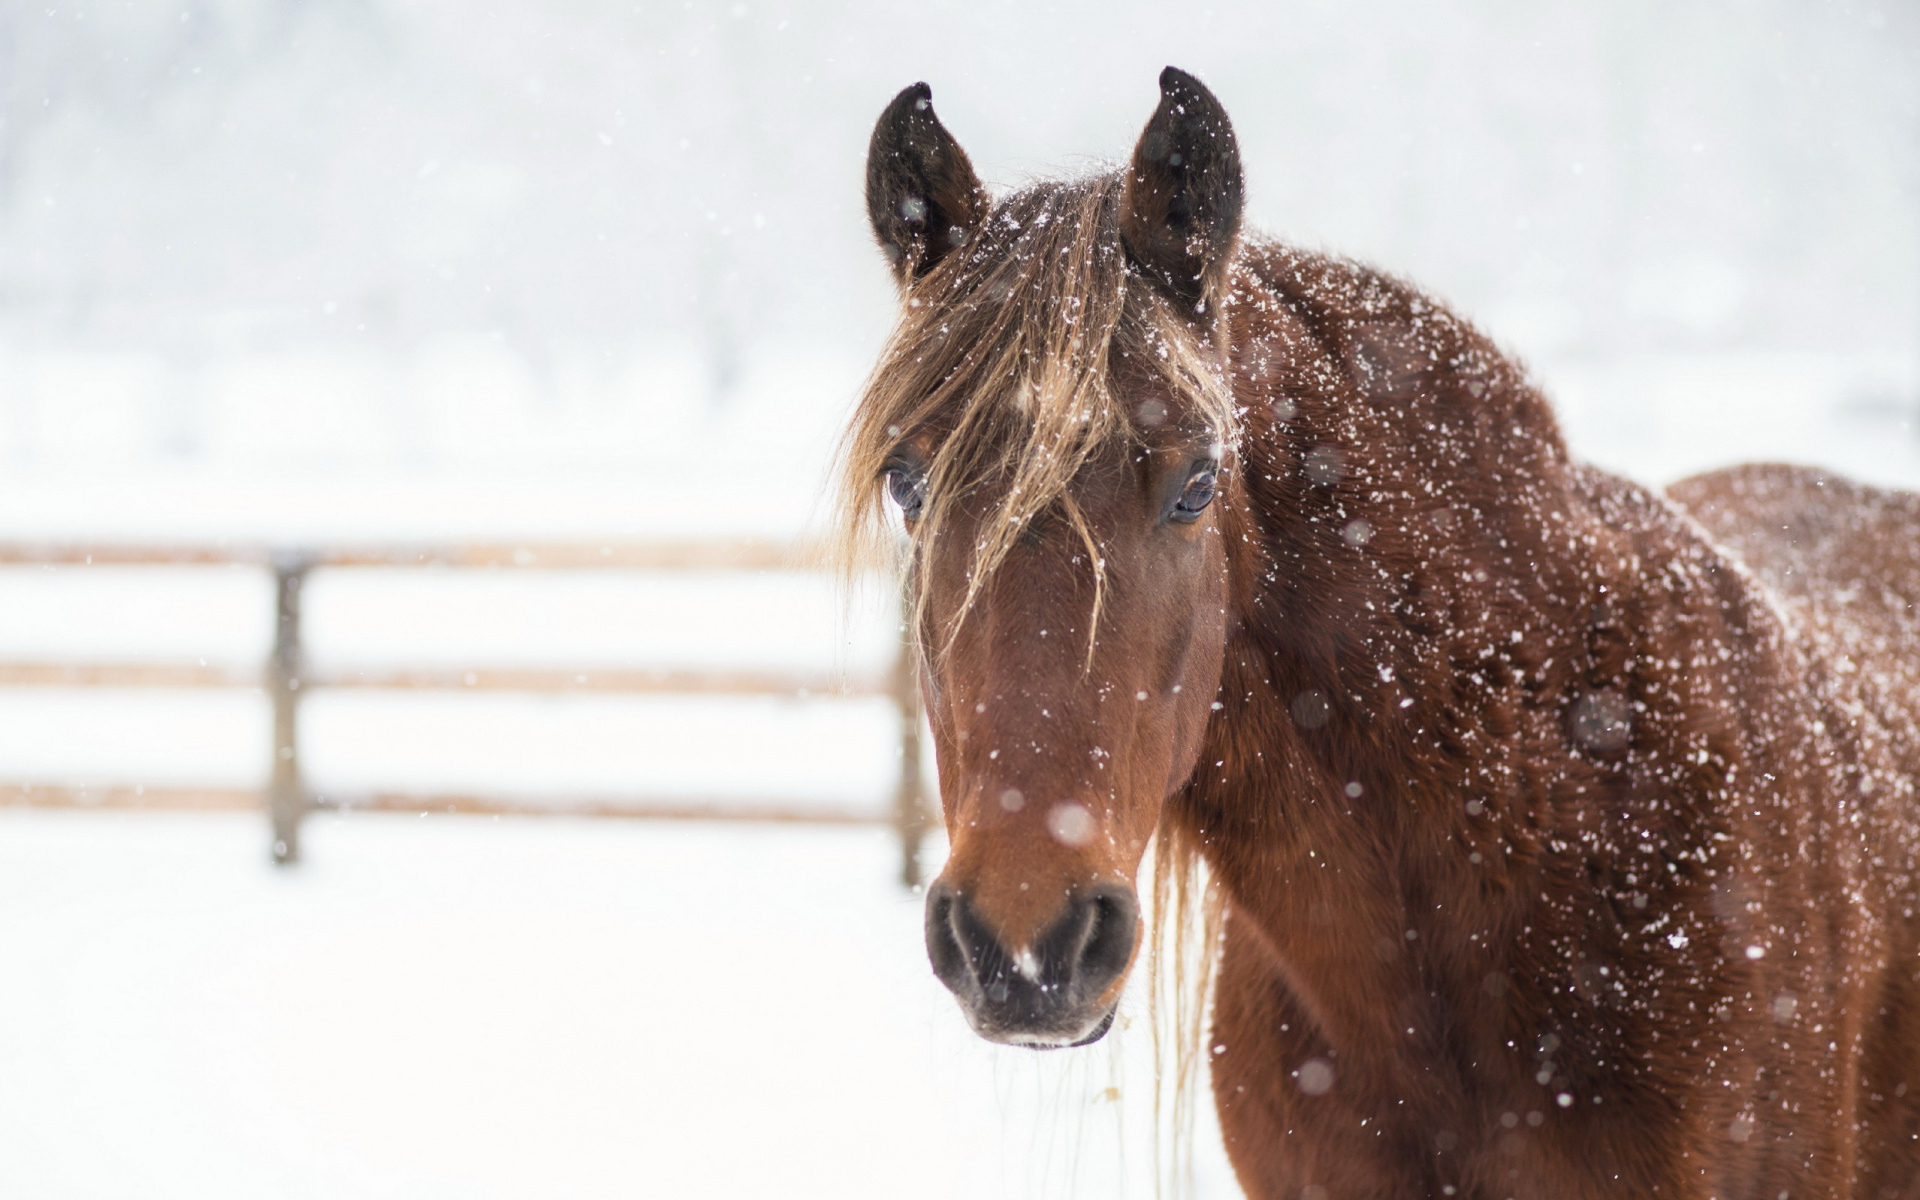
[1179,243,1598,1056]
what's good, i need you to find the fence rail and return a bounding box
[0,539,932,885]
[0,539,811,570]
[0,662,883,696]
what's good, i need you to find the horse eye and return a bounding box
[1172,467,1218,522]
[887,467,927,521]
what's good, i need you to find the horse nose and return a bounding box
[924,880,1139,1044]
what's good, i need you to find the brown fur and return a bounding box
[848,70,1920,1198]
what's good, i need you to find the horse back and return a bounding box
[1671,463,1920,905]
[1669,461,1920,793]
[1669,462,1920,636]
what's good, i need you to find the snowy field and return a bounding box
[0,812,1235,1200]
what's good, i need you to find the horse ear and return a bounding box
[1121,67,1244,311]
[866,83,989,286]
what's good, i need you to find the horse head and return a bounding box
[846,68,1245,1048]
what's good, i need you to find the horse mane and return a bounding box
[1147,820,1225,1196]
[834,171,1237,658]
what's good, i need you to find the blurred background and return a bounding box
[1,1,1916,1197]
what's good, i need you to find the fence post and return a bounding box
[268,554,313,865]
[892,588,929,889]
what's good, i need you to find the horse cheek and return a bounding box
[1159,563,1230,800]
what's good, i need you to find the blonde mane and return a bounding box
[834,171,1237,661]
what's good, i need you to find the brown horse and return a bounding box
[842,68,1920,1199]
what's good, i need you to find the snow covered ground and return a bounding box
[0,811,1236,1199]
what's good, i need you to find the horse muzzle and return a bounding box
[924,880,1138,1049]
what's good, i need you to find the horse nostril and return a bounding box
[1072,885,1139,997]
[925,884,970,990]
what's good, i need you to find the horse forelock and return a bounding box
[834,171,1238,657]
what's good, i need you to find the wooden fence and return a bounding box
[0,540,933,885]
